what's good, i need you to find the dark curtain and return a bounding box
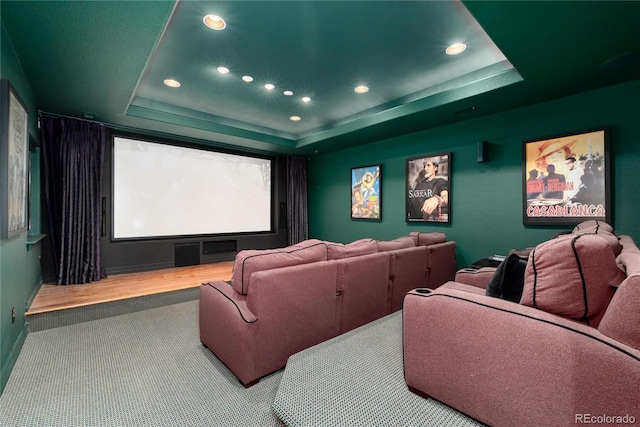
[286,155,309,245]
[40,115,106,285]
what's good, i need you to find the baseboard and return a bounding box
[0,323,28,396]
[105,261,174,276]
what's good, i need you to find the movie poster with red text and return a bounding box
[523,128,610,226]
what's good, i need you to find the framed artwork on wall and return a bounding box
[405,152,451,224]
[0,79,29,239]
[522,128,610,226]
[351,164,381,220]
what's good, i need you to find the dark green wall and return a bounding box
[308,80,640,268]
[0,21,43,394]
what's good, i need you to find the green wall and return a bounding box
[308,80,640,268]
[0,21,43,394]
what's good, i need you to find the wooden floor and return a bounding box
[27,262,234,315]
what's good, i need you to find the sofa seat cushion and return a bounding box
[409,232,446,246]
[572,220,622,256]
[327,238,378,260]
[520,234,625,326]
[231,240,328,295]
[376,236,415,252]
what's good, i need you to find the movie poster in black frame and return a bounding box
[351,164,381,221]
[405,152,451,224]
[522,128,610,226]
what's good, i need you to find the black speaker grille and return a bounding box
[202,240,236,255]
[175,243,200,267]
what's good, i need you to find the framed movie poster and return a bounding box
[351,164,381,220]
[0,79,29,239]
[522,128,610,226]
[406,153,451,223]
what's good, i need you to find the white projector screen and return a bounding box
[113,136,272,239]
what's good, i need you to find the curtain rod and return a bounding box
[37,110,276,157]
[38,110,107,127]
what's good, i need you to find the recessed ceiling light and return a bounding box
[290,116,301,121]
[446,42,467,55]
[217,66,230,74]
[163,79,181,88]
[301,96,311,103]
[354,85,369,94]
[283,90,294,96]
[242,75,254,82]
[203,15,226,30]
[264,83,275,90]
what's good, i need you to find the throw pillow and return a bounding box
[520,234,625,326]
[485,249,532,303]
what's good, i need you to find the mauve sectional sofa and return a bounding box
[403,221,640,426]
[199,232,456,387]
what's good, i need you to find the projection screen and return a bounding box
[112,136,272,239]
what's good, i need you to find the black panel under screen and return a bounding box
[175,243,200,267]
[202,239,237,255]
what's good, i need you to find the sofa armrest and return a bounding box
[454,267,495,289]
[201,280,257,322]
[599,274,640,350]
[199,281,258,386]
[438,280,486,295]
[403,285,640,427]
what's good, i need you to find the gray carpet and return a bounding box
[1,300,285,427]
[273,311,484,427]
[3,298,483,426]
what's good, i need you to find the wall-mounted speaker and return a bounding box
[477,141,488,163]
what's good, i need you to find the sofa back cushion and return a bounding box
[377,236,416,252]
[231,240,328,294]
[572,220,622,256]
[327,238,378,260]
[409,232,446,246]
[335,252,392,334]
[520,234,625,326]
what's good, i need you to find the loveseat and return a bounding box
[403,221,640,426]
[200,232,456,387]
